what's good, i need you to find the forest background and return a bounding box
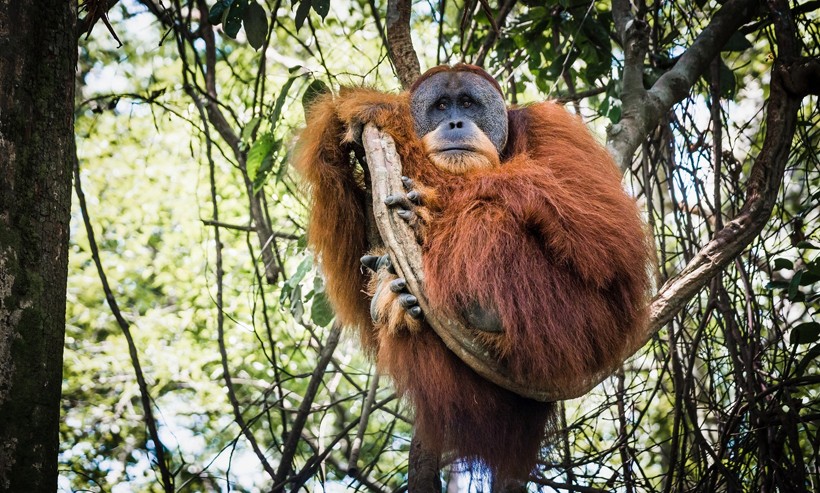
[0,0,819,492]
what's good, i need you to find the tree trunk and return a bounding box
[408,433,441,492]
[0,1,77,490]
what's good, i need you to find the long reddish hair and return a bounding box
[294,71,652,480]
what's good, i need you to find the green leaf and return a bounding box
[270,75,299,128]
[240,116,261,143]
[311,292,334,327]
[534,73,549,93]
[252,150,278,193]
[286,256,313,291]
[599,96,610,117]
[302,79,329,115]
[607,101,621,124]
[718,58,736,99]
[208,0,234,25]
[790,292,807,303]
[546,52,568,78]
[723,32,753,52]
[253,140,282,194]
[279,283,292,305]
[290,284,304,319]
[795,344,820,376]
[773,257,794,270]
[800,271,820,285]
[765,280,790,290]
[294,0,311,30]
[243,1,268,50]
[585,56,610,85]
[313,275,325,294]
[223,0,249,39]
[580,16,611,51]
[789,270,804,300]
[312,0,330,18]
[790,321,820,345]
[247,133,275,182]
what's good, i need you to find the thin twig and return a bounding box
[474,0,517,67]
[177,11,278,474]
[273,322,343,486]
[201,219,300,239]
[348,371,380,476]
[73,155,174,492]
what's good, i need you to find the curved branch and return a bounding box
[363,125,555,401]
[386,0,421,88]
[608,0,758,170]
[74,156,175,492]
[362,53,805,402]
[646,69,800,334]
[647,0,804,334]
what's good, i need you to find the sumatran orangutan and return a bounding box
[294,64,651,480]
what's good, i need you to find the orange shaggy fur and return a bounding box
[294,67,651,480]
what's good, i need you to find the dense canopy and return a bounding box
[2,0,818,492]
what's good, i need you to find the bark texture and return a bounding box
[0,1,77,490]
[386,0,421,88]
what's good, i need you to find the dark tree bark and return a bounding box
[408,434,441,493]
[0,1,77,490]
[386,0,421,88]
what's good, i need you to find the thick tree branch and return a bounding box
[362,43,807,402]
[408,434,441,493]
[363,125,560,401]
[649,0,757,109]
[386,0,421,88]
[607,0,758,170]
[611,0,647,102]
[646,0,803,328]
[646,70,797,332]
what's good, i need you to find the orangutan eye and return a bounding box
[436,100,447,111]
[462,99,472,108]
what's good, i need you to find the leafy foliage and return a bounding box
[65,1,820,492]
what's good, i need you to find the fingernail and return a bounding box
[360,255,379,270]
[408,306,423,319]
